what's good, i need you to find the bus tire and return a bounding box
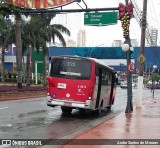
[61,107,72,114]
[107,106,111,110]
[98,101,103,115]
[79,109,86,114]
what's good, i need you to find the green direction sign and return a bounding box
[84,12,118,26]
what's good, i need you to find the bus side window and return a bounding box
[102,69,108,86]
[108,72,112,85]
[95,64,99,85]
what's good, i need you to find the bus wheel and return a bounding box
[61,107,72,114]
[79,109,86,114]
[107,106,111,110]
[98,101,103,115]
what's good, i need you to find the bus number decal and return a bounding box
[78,85,86,88]
[67,62,75,67]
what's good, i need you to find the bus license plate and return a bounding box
[64,102,72,106]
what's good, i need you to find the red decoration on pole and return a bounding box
[118,2,134,39]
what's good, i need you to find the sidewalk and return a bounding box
[61,97,160,148]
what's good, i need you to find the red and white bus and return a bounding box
[46,56,117,114]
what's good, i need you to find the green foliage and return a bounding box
[30,79,41,84]
[0,5,70,86]
[0,77,17,82]
[149,73,160,81]
[0,2,21,16]
[3,70,17,78]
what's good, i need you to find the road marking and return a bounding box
[0,107,8,110]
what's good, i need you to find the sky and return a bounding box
[54,0,160,47]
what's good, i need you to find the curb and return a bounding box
[0,95,46,102]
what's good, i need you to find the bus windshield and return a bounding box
[50,58,92,80]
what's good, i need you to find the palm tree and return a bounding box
[4,17,30,87]
[0,2,70,87]
[0,16,13,82]
[21,19,34,86]
[15,14,23,88]
[7,17,35,87]
[29,14,70,86]
[0,2,22,88]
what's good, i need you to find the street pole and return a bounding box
[125,0,133,113]
[136,0,147,107]
[125,38,133,113]
[152,65,157,98]
[153,72,155,98]
[119,0,134,113]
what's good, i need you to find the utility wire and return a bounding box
[130,0,160,65]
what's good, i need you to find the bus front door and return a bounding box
[95,68,102,109]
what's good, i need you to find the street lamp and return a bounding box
[122,40,134,113]
[152,64,157,98]
[90,48,94,58]
[90,44,105,58]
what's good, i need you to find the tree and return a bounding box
[0,16,13,82]
[21,19,34,86]
[0,2,70,86]
[0,2,22,88]
[29,14,70,85]
[15,14,23,88]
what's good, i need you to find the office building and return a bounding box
[66,39,76,47]
[112,39,138,47]
[130,39,139,47]
[77,30,86,47]
[50,13,82,30]
[112,40,122,47]
[146,27,158,46]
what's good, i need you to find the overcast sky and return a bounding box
[58,0,160,47]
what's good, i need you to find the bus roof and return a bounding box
[91,58,116,72]
[50,55,116,73]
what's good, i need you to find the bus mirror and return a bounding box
[115,73,118,84]
[116,78,118,84]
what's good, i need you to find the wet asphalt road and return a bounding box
[0,87,160,140]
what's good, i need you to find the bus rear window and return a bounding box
[50,58,92,80]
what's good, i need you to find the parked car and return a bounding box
[120,81,137,89]
[132,82,137,88]
[120,81,127,88]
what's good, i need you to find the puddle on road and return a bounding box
[26,117,46,126]
[142,115,160,118]
[0,124,13,132]
[18,109,47,118]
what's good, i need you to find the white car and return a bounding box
[120,81,137,88]
[120,81,127,88]
[132,83,137,88]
